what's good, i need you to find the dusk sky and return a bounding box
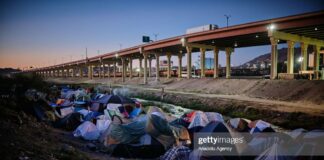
[1,0,324,69]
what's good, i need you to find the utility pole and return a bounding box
[153,33,159,41]
[85,47,88,60]
[224,15,231,27]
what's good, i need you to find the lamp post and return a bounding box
[298,57,303,71]
[224,15,231,27]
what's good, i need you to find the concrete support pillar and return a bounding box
[71,68,75,78]
[166,52,172,79]
[287,41,295,74]
[139,57,143,77]
[178,52,182,78]
[98,64,101,78]
[270,38,278,80]
[225,47,233,79]
[113,61,116,79]
[129,57,133,79]
[155,53,160,81]
[186,46,192,79]
[102,64,105,78]
[200,48,206,78]
[61,69,64,77]
[213,47,219,78]
[148,57,152,77]
[314,45,321,72]
[301,42,308,71]
[143,53,148,84]
[64,69,68,77]
[88,65,93,79]
[79,67,83,77]
[121,58,125,82]
[107,63,110,78]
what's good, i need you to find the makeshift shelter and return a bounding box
[255,143,296,160]
[190,122,247,160]
[205,112,224,123]
[249,120,275,134]
[145,107,190,150]
[188,111,209,129]
[54,112,83,131]
[104,116,147,146]
[228,118,251,132]
[73,121,100,140]
[102,95,141,120]
[111,134,165,159]
[294,130,324,157]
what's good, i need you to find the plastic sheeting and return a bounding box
[107,117,147,145]
[145,107,190,149]
[73,121,100,140]
[188,111,209,129]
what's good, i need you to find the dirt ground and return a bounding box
[0,105,118,160]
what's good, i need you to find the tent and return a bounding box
[54,112,83,131]
[249,120,275,134]
[188,111,209,129]
[111,134,165,158]
[145,107,190,150]
[190,122,248,160]
[228,118,251,132]
[104,116,147,146]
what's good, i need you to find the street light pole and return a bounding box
[224,15,231,27]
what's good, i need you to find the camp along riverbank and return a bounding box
[46,77,324,130]
[73,83,324,130]
[2,74,324,159]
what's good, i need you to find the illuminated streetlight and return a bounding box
[298,57,303,71]
[268,24,276,31]
[298,57,303,62]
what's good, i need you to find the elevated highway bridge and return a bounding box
[28,11,324,83]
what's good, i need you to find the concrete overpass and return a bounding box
[28,11,324,83]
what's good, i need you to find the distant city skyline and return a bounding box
[1,0,323,69]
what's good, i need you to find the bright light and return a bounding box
[212,40,215,44]
[115,53,119,58]
[268,24,276,30]
[315,27,318,31]
[234,42,238,47]
[180,37,185,43]
[136,68,140,72]
[298,57,303,62]
[255,35,259,38]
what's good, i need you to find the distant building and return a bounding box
[195,57,215,69]
[159,60,173,71]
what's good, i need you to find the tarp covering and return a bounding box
[106,116,147,145]
[188,111,209,129]
[228,118,251,132]
[145,107,190,149]
[73,121,100,140]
